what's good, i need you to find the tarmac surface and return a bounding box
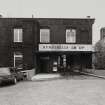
[0,75,105,105]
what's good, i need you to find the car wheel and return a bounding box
[13,78,17,84]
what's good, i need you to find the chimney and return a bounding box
[87,16,91,18]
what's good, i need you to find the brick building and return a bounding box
[0,17,95,75]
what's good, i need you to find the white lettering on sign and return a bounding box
[39,44,93,52]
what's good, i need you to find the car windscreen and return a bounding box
[0,68,11,75]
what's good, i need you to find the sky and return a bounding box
[0,0,104,44]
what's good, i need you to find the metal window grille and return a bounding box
[14,52,23,68]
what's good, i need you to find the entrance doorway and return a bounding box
[66,54,81,71]
[39,57,50,73]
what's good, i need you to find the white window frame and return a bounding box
[40,29,50,43]
[66,29,76,43]
[14,52,23,67]
[14,28,23,42]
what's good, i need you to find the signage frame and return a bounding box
[39,44,93,52]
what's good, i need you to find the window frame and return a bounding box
[13,28,23,42]
[40,28,50,43]
[66,28,76,43]
[14,52,23,68]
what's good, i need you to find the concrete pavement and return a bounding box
[0,77,105,105]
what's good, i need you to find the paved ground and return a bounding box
[0,76,105,105]
[94,70,105,76]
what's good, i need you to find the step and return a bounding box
[31,73,62,81]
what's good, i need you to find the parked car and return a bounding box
[0,67,17,85]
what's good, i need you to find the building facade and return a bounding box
[0,18,94,74]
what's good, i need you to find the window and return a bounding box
[40,29,50,43]
[66,29,76,43]
[14,52,23,68]
[14,28,23,42]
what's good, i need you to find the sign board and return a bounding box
[39,44,93,52]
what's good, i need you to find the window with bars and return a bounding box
[66,29,76,43]
[14,52,23,68]
[14,28,23,42]
[40,29,50,43]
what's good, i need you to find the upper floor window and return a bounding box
[66,29,76,43]
[14,28,23,42]
[40,29,50,43]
